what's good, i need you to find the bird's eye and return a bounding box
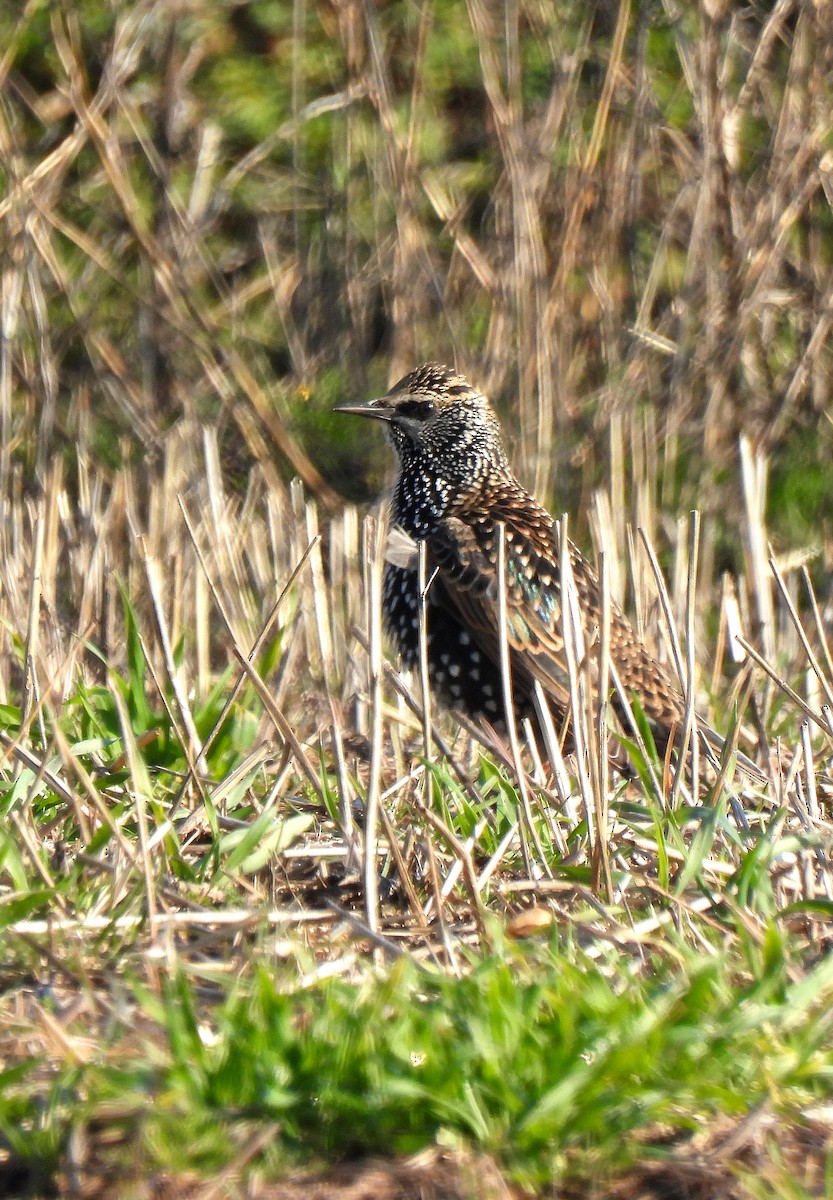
[397,399,434,420]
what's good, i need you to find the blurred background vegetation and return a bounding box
[3,0,833,551]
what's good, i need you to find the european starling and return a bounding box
[336,362,753,774]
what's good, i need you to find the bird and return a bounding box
[335,362,759,778]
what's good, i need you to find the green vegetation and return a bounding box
[2,1,833,1196]
[6,940,833,1194]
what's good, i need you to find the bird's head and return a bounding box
[334,362,509,487]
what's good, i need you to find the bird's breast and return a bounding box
[392,461,454,535]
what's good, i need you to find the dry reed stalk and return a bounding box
[531,683,580,829]
[416,540,434,770]
[740,438,777,663]
[140,538,205,771]
[558,516,597,855]
[21,497,46,746]
[594,551,613,899]
[412,795,491,948]
[668,512,701,808]
[638,525,693,710]
[801,568,833,690]
[306,500,335,684]
[770,556,833,716]
[590,486,624,608]
[361,512,385,936]
[737,636,833,741]
[376,799,428,932]
[495,521,548,876]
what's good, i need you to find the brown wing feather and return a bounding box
[428,483,685,736]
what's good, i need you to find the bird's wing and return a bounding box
[429,493,686,735]
[427,504,594,714]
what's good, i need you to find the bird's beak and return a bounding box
[333,396,395,422]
